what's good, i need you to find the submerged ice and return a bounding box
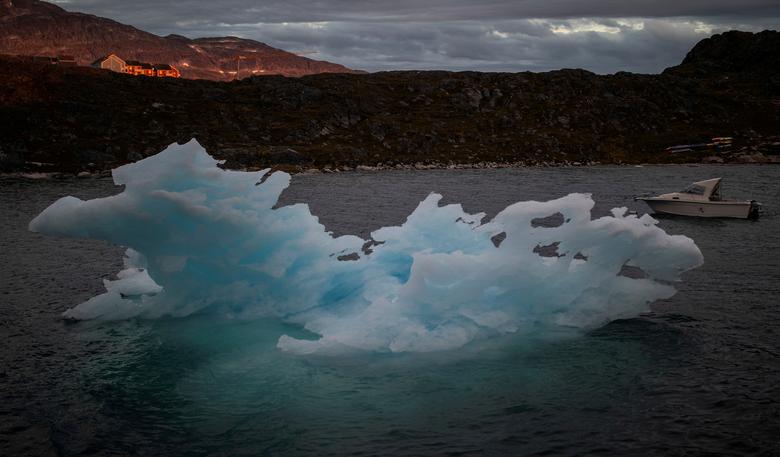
[30,141,703,354]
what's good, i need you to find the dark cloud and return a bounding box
[51,0,780,73]
[55,0,780,23]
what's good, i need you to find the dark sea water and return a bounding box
[2,165,779,456]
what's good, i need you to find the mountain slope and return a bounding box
[0,0,361,80]
[1,30,778,172]
[665,30,780,77]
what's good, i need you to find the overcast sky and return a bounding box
[51,0,780,73]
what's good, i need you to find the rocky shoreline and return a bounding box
[5,145,780,180]
[6,145,779,181]
[2,30,779,174]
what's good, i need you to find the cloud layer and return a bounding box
[52,1,780,73]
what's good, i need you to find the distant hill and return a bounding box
[665,30,780,77]
[1,30,778,173]
[0,0,362,80]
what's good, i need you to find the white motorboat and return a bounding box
[635,178,761,219]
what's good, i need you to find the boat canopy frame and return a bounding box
[681,178,723,201]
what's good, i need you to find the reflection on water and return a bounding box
[2,164,779,455]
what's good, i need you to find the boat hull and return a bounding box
[639,199,753,218]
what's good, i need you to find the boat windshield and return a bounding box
[709,185,722,201]
[681,184,706,195]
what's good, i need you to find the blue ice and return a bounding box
[30,140,703,354]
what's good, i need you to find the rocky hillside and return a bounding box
[1,30,779,173]
[668,30,780,77]
[0,0,361,80]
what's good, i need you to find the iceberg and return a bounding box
[30,140,703,354]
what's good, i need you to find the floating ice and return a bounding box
[30,140,703,354]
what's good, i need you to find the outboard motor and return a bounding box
[749,200,762,219]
